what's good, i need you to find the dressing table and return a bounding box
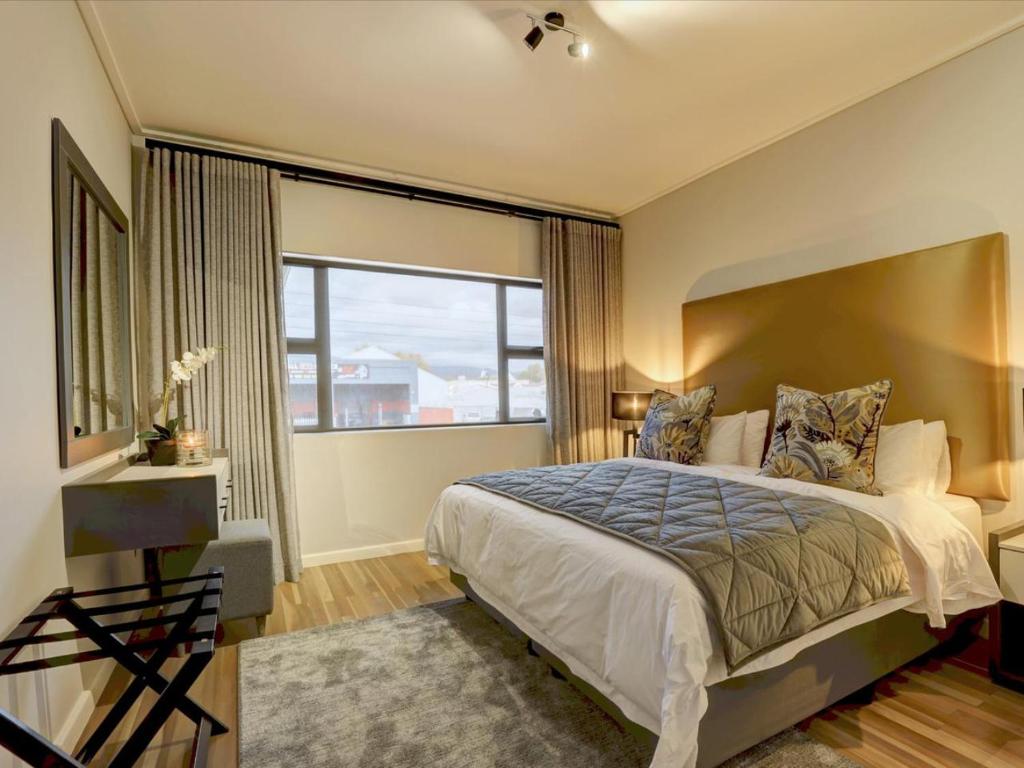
[62,451,231,593]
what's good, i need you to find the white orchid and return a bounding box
[170,360,192,382]
[139,346,224,443]
[175,347,218,376]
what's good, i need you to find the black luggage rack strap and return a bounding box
[0,567,227,767]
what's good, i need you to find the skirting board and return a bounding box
[301,538,425,567]
[52,655,119,754]
[54,689,94,753]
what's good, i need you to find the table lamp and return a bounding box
[611,391,653,457]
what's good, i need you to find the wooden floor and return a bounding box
[76,552,461,767]
[804,655,1024,767]
[78,552,1024,768]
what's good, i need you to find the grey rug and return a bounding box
[239,600,858,768]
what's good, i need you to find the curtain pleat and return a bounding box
[69,176,123,434]
[135,147,302,582]
[71,179,85,432]
[97,200,119,429]
[84,194,102,430]
[542,218,624,464]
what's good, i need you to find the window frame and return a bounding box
[283,254,545,433]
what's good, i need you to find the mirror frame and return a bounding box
[52,118,133,468]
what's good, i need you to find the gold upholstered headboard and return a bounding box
[681,234,1010,500]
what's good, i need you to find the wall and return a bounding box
[620,27,1024,533]
[0,1,137,757]
[280,181,550,564]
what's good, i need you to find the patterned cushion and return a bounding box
[635,385,716,465]
[760,379,893,494]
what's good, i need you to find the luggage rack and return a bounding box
[0,568,227,767]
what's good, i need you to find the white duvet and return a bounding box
[424,458,1001,768]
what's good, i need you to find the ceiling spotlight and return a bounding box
[568,36,590,59]
[523,25,544,51]
[523,11,590,59]
[542,11,565,31]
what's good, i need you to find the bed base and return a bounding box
[450,571,983,767]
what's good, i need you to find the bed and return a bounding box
[426,461,1000,767]
[937,493,985,550]
[425,234,1011,767]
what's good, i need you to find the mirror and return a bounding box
[53,119,133,467]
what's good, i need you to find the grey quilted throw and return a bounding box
[457,461,910,672]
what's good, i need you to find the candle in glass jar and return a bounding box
[176,429,212,467]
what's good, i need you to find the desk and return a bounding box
[62,452,231,593]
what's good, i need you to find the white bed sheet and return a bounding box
[935,493,984,549]
[424,458,1001,768]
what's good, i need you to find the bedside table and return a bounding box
[990,528,1024,691]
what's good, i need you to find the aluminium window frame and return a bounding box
[283,254,545,433]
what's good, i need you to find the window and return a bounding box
[282,258,544,431]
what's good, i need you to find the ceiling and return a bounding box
[85,0,1024,216]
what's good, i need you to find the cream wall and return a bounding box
[280,181,550,564]
[0,0,138,757]
[621,27,1024,533]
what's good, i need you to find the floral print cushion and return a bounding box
[635,385,716,465]
[760,380,893,495]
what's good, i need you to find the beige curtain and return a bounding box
[70,176,125,434]
[135,147,302,582]
[542,218,625,463]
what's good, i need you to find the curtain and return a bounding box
[542,218,625,463]
[70,176,125,434]
[135,147,302,582]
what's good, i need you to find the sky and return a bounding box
[283,265,541,372]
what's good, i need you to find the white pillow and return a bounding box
[705,412,746,465]
[741,410,770,468]
[875,420,926,494]
[923,420,952,495]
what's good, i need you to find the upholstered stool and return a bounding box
[159,518,274,634]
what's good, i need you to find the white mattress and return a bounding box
[935,493,984,549]
[425,459,1000,768]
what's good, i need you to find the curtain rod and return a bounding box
[143,138,620,229]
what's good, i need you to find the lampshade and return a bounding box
[611,391,653,421]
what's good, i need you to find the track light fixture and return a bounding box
[567,35,590,59]
[523,11,590,59]
[523,24,544,50]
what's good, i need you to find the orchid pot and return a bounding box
[144,438,178,466]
